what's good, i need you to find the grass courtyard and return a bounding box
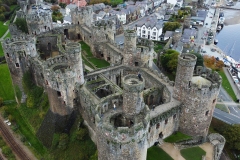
[79,41,110,69]
[164,131,192,143]
[147,146,173,160]
[180,146,206,160]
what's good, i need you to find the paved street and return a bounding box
[213,108,240,124]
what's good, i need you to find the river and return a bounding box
[215,9,240,63]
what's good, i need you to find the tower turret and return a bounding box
[174,53,222,138]
[122,74,145,118]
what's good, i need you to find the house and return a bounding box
[191,10,207,25]
[63,15,72,24]
[136,16,163,41]
[181,28,197,43]
[92,3,106,13]
[176,0,183,7]
[65,3,77,15]
[167,0,177,5]
[96,11,106,21]
[164,31,173,40]
[152,0,162,8]
[72,0,87,7]
[109,9,127,24]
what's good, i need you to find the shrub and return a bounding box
[14,18,28,33]
[2,146,11,156]
[0,97,3,106]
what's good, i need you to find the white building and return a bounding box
[65,4,77,16]
[136,18,163,41]
[167,0,177,5]
[109,9,127,24]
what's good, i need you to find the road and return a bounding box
[213,108,240,124]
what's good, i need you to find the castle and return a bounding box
[2,2,225,160]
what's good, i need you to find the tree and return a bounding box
[223,125,240,151]
[76,128,88,141]
[59,3,67,8]
[160,49,179,73]
[14,18,28,34]
[51,5,60,11]
[203,55,224,71]
[0,97,3,107]
[58,133,69,150]
[190,52,203,68]
[163,22,181,33]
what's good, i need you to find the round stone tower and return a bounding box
[122,74,145,118]
[123,30,137,66]
[173,53,197,101]
[174,54,222,138]
[96,74,150,160]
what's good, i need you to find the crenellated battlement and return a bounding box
[26,12,52,22]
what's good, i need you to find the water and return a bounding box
[216,24,240,62]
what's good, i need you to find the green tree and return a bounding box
[160,49,179,73]
[76,128,88,141]
[163,22,181,33]
[190,52,203,67]
[58,133,69,150]
[0,97,3,107]
[2,146,11,156]
[14,18,28,33]
[223,125,240,151]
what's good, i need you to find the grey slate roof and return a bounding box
[135,15,163,29]
[181,28,197,43]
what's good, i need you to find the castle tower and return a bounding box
[174,54,222,138]
[123,30,137,66]
[43,42,84,116]
[71,6,93,27]
[96,74,150,160]
[26,12,53,35]
[173,54,196,101]
[122,74,145,118]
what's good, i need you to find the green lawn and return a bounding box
[4,32,11,39]
[2,103,48,158]
[80,41,93,57]
[0,21,8,38]
[79,41,110,69]
[110,0,123,7]
[0,43,4,57]
[88,57,110,68]
[218,70,237,101]
[164,131,192,143]
[180,147,206,160]
[216,103,229,113]
[147,146,173,160]
[0,64,15,100]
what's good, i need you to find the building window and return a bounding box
[57,91,61,97]
[142,30,146,34]
[153,32,156,35]
[135,62,139,66]
[6,53,9,58]
[156,123,160,129]
[165,119,168,125]
[173,114,177,120]
[15,63,19,68]
[205,110,209,116]
[213,99,216,103]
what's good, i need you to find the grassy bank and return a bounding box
[164,131,192,143]
[215,103,229,113]
[0,64,15,100]
[147,146,173,160]
[217,70,237,101]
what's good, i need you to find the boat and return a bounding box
[214,39,218,45]
[219,17,225,24]
[217,25,222,31]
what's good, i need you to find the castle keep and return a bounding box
[2,2,225,159]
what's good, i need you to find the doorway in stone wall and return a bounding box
[159,132,163,139]
[64,29,69,39]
